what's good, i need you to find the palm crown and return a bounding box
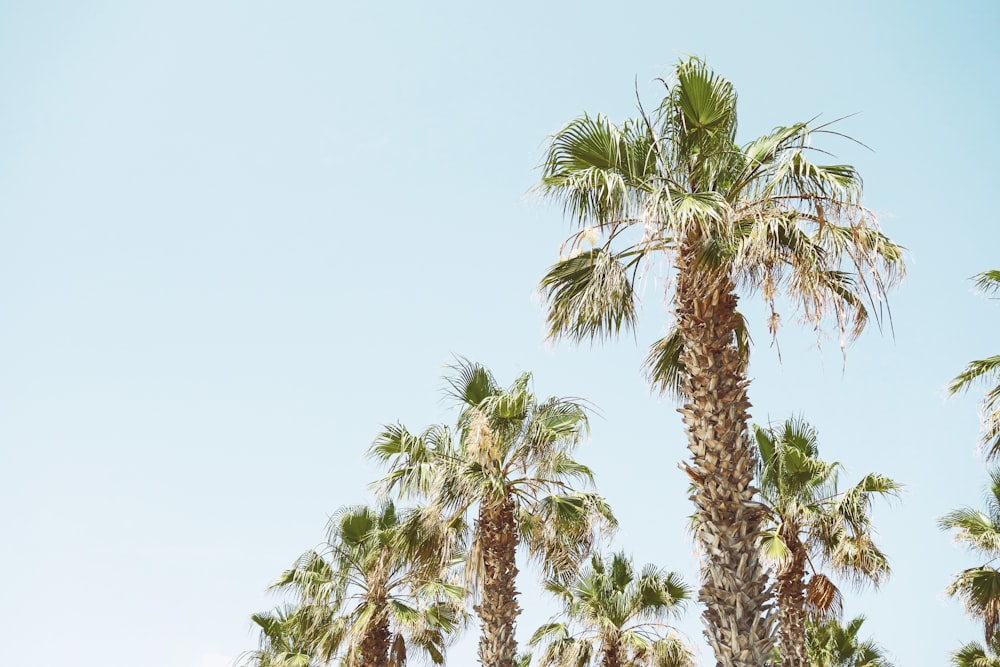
[270,501,464,667]
[950,638,1000,667]
[805,616,895,667]
[529,551,693,667]
[940,468,1000,643]
[242,606,316,667]
[754,417,899,667]
[369,359,616,667]
[538,57,903,359]
[949,270,1000,459]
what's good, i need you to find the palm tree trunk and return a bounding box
[358,611,391,667]
[600,631,622,667]
[476,493,520,667]
[775,542,809,667]
[674,252,774,667]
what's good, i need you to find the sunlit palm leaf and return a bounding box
[539,248,639,342]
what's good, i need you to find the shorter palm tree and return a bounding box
[940,468,1000,643]
[754,417,900,667]
[805,616,895,667]
[370,359,616,667]
[529,551,694,667]
[949,270,1000,460]
[951,638,1000,667]
[241,606,316,667]
[271,501,465,667]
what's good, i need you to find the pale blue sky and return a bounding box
[2,1,999,665]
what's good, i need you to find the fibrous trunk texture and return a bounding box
[476,493,520,667]
[675,252,774,667]
[600,631,621,667]
[358,609,391,667]
[775,536,808,667]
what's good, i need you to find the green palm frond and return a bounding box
[823,533,890,589]
[974,270,1000,298]
[522,493,617,578]
[759,529,792,566]
[648,636,696,667]
[949,356,1000,397]
[948,566,1000,643]
[950,639,1000,667]
[540,113,657,225]
[941,508,1000,555]
[950,270,1000,459]
[806,615,895,667]
[539,248,639,343]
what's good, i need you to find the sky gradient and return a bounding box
[2,1,999,665]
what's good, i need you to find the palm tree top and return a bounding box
[951,637,1000,667]
[806,615,895,667]
[530,550,693,667]
[537,56,904,355]
[755,417,901,592]
[269,500,465,667]
[949,270,1000,460]
[940,468,1000,556]
[940,468,1000,643]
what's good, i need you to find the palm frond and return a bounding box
[950,639,1000,667]
[540,113,657,225]
[539,248,639,343]
[804,573,843,620]
[948,566,1000,643]
[974,270,1000,297]
[949,356,1000,397]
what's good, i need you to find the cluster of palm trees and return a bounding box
[942,270,1000,667]
[244,360,692,667]
[242,57,913,666]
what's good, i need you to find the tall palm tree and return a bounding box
[805,616,895,667]
[529,550,693,667]
[940,468,1000,643]
[754,417,899,667]
[536,57,904,666]
[271,501,465,667]
[951,638,1000,667]
[949,270,1000,459]
[370,359,616,667]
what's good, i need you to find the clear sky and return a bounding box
[2,1,999,665]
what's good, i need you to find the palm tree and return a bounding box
[536,57,904,666]
[370,359,616,667]
[940,468,1000,643]
[805,616,894,667]
[949,270,1000,459]
[951,638,1000,667]
[241,606,317,667]
[753,417,899,667]
[529,550,693,667]
[271,501,465,667]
